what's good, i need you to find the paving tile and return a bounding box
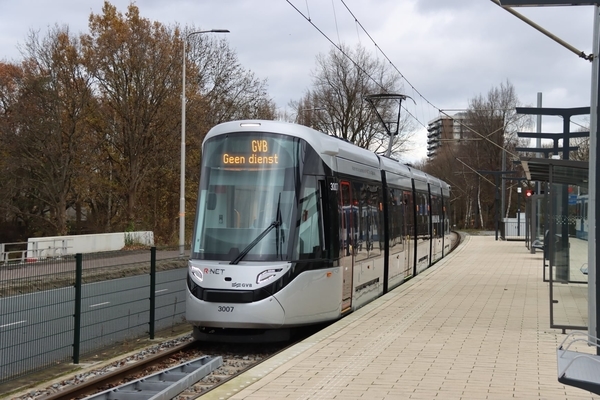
[203,236,600,400]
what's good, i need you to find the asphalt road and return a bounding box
[0,258,187,381]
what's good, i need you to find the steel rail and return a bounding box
[40,341,198,400]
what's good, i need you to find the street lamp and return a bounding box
[180,29,229,257]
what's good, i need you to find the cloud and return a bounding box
[0,0,594,161]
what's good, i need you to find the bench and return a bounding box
[532,230,550,255]
[557,332,600,395]
[532,239,544,251]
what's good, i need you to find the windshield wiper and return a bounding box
[275,193,283,259]
[230,193,282,265]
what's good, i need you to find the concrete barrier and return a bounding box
[26,231,154,259]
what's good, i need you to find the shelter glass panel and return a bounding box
[549,180,588,331]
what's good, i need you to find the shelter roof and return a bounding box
[520,157,588,187]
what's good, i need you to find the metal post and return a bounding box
[73,253,83,364]
[180,29,229,257]
[179,36,186,258]
[590,6,600,351]
[149,246,157,339]
[501,149,506,222]
[517,187,522,237]
[495,175,500,241]
[536,93,542,195]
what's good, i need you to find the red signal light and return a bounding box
[525,189,534,197]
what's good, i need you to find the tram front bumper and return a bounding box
[186,288,285,329]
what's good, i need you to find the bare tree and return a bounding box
[289,43,414,155]
[425,80,530,230]
[461,81,530,227]
[186,33,276,131]
[570,119,590,161]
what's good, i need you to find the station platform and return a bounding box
[202,233,598,400]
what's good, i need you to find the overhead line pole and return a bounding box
[180,29,229,257]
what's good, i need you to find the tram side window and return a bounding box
[431,195,442,238]
[296,176,323,258]
[444,193,452,235]
[354,182,368,262]
[416,192,429,239]
[339,182,350,257]
[368,184,382,257]
[353,182,382,261]
[404,191,414,237]
[388,189,404,248]
[444,203,451,235]
[388,189,396,248]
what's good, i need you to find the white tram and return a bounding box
[186,120,454,342]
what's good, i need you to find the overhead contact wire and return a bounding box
[287,0,522,159]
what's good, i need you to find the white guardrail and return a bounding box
[1,231,154,265]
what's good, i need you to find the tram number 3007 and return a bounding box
[218,306,235,313]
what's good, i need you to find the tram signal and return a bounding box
[525,189,534,197]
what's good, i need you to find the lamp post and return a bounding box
[180,29,229,257]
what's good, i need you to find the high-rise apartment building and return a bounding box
[426,112,471,158]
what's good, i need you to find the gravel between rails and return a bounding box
[7,333,287,400]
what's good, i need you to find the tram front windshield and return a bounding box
[192,132,302,262]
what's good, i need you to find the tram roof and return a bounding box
[205,120,450,192]
[378,156,412,177]
[205,119,380,167]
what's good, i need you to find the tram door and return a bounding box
[403,191,414,279]
[340,181,354,312]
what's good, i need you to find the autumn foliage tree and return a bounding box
[81,2,182,234]
[0,1,276,244]
[0,61,26,240]
[0,27,95,237]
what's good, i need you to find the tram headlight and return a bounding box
[189,262,203,282]
[256,269,282,284]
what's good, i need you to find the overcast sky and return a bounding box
[0,0,595,161]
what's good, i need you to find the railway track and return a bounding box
[39,340,204,400]
[65,355,222,400]
[12,331,309,400]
